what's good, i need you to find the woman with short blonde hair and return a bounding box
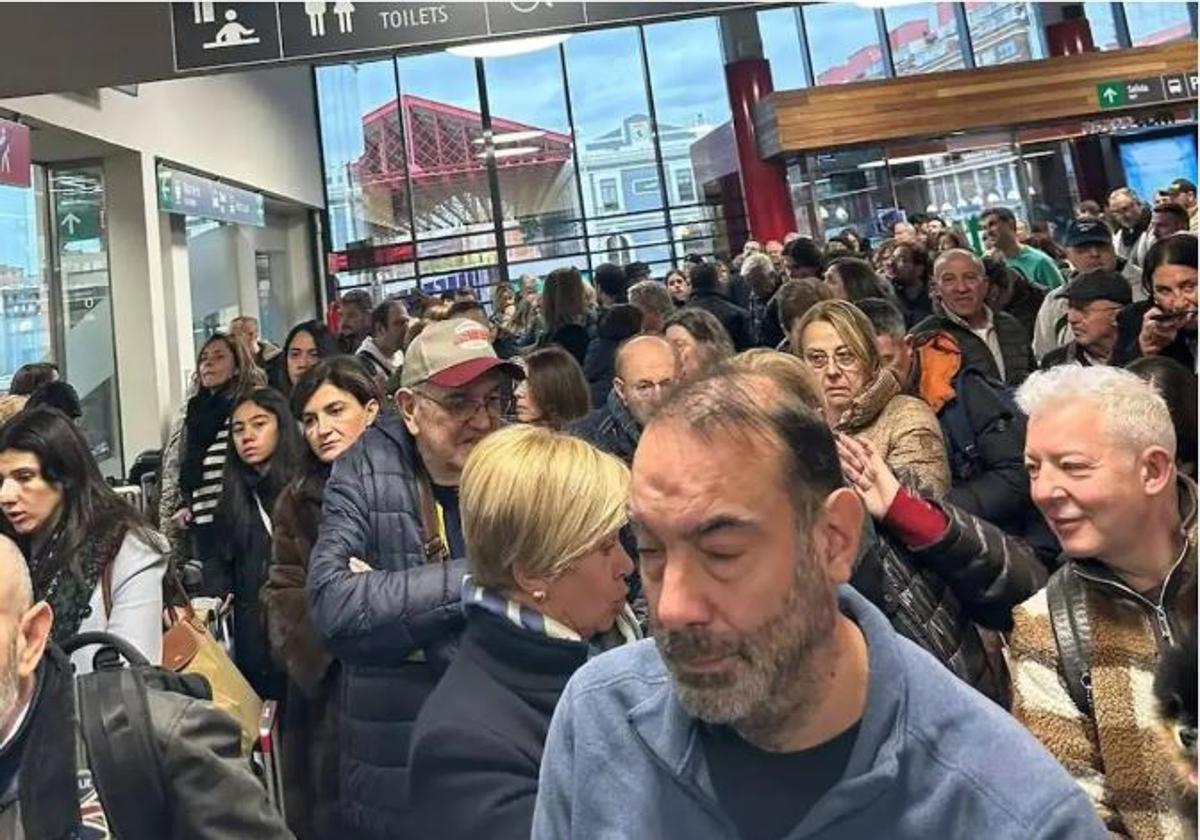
[463,425,630,600]
[408,424,639,840]
[729,349,825,412]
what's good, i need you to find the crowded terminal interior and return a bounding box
[0,1,1197,838]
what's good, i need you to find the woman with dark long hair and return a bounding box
[515,347,591,429]
[271,320,339,396]
[159,333,262,587]
[210,387,305,700]
[0,407,167,673]
[537,267,592,366]
[823,256,890,303]
[1116,233,1197,368]
[262,359,381,839]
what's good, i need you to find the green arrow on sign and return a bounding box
[1096,82,1126,109]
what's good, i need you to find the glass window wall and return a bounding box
[885,4,966,75]
[809,147,895,242]
[803,4,887,85]
[1124,2,1195,46]
[316,60,408,252]
[1083,2,1122,50]
[965,2,1044,66]
[484,43,586,280]
[564,27,671,272]
[644,16,732,264]
[0,172,51,391]
[757,8,807,90]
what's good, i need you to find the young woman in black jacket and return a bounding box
[210,386,304,701]
[270,320,339,397]
[163,333,262,587]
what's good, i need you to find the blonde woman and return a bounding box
[408,425,639,840]
[796,300,950,497]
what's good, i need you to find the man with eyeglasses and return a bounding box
[1040,271,1131,369]
[571,335,678,466]
[1031,218,1139,362]
[308,318,523,840]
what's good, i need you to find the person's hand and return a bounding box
[348,556,373,574]
[836,433,901,521]
[171,507,193,529]
[1139,306,1179,356]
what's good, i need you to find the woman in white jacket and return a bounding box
[0,406,166,673]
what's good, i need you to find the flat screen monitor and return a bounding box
[1115,129,1199,205]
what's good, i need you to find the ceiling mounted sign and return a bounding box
[171,1,752,70]
[157,164,265,227]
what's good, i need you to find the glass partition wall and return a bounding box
[317,18,740,295]
[0,163,122,474]
[315,3,1197,292]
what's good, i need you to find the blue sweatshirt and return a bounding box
[533,586,1106,839]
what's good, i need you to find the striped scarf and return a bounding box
[462,575,641,656]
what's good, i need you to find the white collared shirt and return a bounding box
[945,305,1006,380]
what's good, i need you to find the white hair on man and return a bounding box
[1016,365,1176,458]
[931,247,985,281]
[740,252,775,279]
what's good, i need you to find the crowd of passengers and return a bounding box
[0,178,1196,839]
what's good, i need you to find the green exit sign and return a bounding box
[1096,82,1126,109]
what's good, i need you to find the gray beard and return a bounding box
[653,554,839,744]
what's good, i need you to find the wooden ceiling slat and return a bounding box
[761,41,1197,156]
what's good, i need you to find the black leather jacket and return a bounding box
[854,500,1047,705]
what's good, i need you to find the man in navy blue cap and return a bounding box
[1040,269,1132,369]
[1032,217,1137,361]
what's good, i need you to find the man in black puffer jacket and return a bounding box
[913,249,1033,387]
[308,318,523,840]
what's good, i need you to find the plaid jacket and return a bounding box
[1007,477,1197,839]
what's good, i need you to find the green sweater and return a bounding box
[1006,245,1065,290]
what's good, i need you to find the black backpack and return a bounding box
[939,365,1025,483]
[60,631,212,840]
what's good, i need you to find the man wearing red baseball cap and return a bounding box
[307,317,523,840]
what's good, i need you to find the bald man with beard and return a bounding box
[0,536,291,839]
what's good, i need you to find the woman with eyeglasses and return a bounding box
[796,300,950,498]
[514,347,590,430]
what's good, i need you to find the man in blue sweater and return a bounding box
[533,368,1105,839]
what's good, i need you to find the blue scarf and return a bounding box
[462,574,642,656]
